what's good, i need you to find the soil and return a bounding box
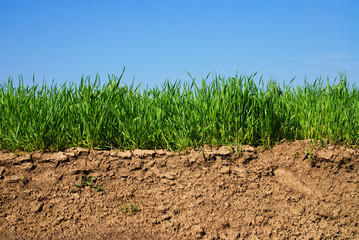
[0,140,358,239]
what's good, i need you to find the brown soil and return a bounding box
[0,140,358,239]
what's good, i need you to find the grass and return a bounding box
[0,69,358,152]
[303,148,315,166]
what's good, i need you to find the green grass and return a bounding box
[0,69,358,151]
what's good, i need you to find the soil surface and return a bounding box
[0,140,358,239]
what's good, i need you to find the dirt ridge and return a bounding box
[0,140,358,239]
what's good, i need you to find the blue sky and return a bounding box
[1,0,358,88]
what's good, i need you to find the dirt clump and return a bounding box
[0,140,358,239]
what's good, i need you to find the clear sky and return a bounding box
[1,0,358,89]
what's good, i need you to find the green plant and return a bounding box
[122,202,142,215]
[1,70,358,152]
[304,149,315,166]
[70,175,104,193]
[227,144,243,156]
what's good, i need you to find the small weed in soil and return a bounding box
[70,175,104,193]
[122,202,142,215]
[304,149,315,166]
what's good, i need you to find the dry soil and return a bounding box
[0,140,358,239]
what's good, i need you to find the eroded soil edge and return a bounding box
[0,140,358,239]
